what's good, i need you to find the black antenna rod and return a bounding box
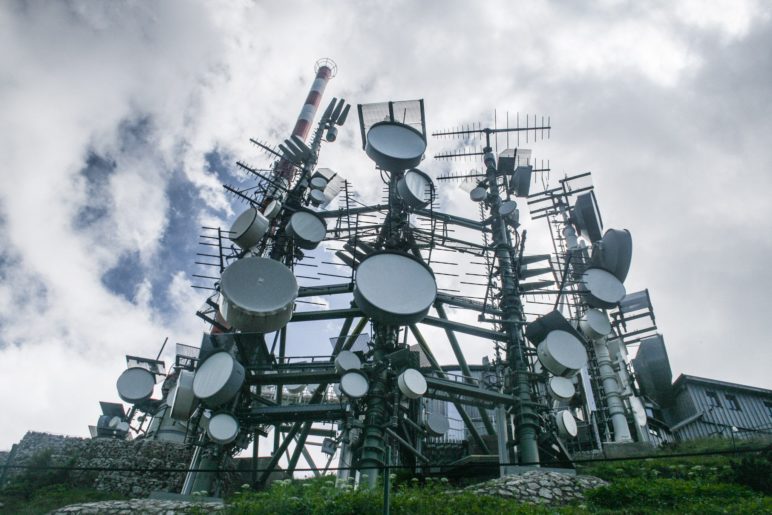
[249,138,283,159]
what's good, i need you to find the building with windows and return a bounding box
[663,374,772,442]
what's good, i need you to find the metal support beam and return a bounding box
[420,315,507,341]
[290,307,363,322]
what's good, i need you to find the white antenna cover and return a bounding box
[230,207,269,250]
[555,410,578,438]
[397,368,427,399]
[220,257,298,333]
[340,370,369,398]
[286,211,327,249]
[170,369,197,421]
[116,367,156,404]
[537,330,588,377]
[263,200,282,220]
[396,169,433,209]
[470,187,487,202]
[365,121,426,171]
[192,352,245,408]
[353,252,437,324]
[579,309,612,340]
[207,412,240,445]
[310,176,328,190]
[425,412,450,436]
[582,268,626,309]
[334,350,362,374]
[547,376,575,401]
[629,396,648,426]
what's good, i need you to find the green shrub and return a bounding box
[729,449,772,494]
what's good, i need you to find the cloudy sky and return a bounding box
[0,0,770,450]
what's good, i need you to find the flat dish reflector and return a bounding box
[397,369,427,399]
[170,369,196,421]
[334,350,362,374]
[470,187,487,202]
[230,207,269,250]
[555,410,578,438]
[353,252,437,324]
[548,376,576,401]
[365,121,426,171]
[220,257,298,333]
[117,367,155,404]
[286,211,327,249]
[582,268,626,309]
[263,200,281,220]
[537,330,588,377]
[207,412,240,445]
[397,169,433,209]
[192,351,245,408]
[340,370,369,398]
[579,309,612,340]
[425,412,450,436]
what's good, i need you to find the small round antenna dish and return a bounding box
[365,121,426,171]
[220,257,298,333]
[353,252,437,324]
[582,268,626,309]
[579,308,612,340]
[397,168,433,209]
[425,412,450,436]
[470,187,487,202]
[170,369,197,421]
[310,176,328,190]
[286,211,327,250]
[229,207,269,250]
[192,352,245,408]
[555,410,578,438]
[397,369,427,399]
[334,350,362,374]
[263,200,282,220]
[117,367,155,404]
[308,189,327,207]
[547,376,576,401]
[340,370,369,398]
[537,330,588,377]
[207,412,240,445]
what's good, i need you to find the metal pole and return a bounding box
[383,449,391,515]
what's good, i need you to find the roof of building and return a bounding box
[672,374,772,397]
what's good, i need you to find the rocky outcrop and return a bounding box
[463,470,607,504]
[49,498,225,514]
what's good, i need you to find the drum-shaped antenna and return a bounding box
[353,252,437,324]
[340,370,369,398]
[365,121,426,171]
[192,352,245,408]
[229,207,270,250]
[397,369,427,399]
[334,350,362,374]
[396,168,433,209]
[572,192,603,243]
[537,330,588,377]
[207,412,240,445]
[220,257,298,333]
[116,367,155,404]
[579,309,612,341]
[582,268,626,309]
[425,412,450,436]
[263,200,282,220]
[470,187,487,202]
[591,229,633,283]
[310,176,328,190]
[286,211,327,249]
[308,189,327,207]
[547,376,576,401]
[555,410,578,438]
[170,369,197,421]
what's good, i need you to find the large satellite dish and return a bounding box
[353,252,437,324]
[365,121,426,171]
[582,268,626,309]
[285,211,327,250]
[170,369,197,421]
[591,229,633,283]
[219,257,298,333]
[397,369,427,399]
[555,410,578,438]
[537,330,588,377]
[396,168,433,209]
[207,412,240,445]
[229,207,269,250]
[578,308,612,341]
[547,376,576,401]
[192,352,245,408]
[116,367,156,404]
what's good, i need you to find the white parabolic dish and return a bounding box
[397,368,427,399]
[537,330,588,377]
[397,169,433,209]
[220,257,298,333]
[334,350,362,374]
[229,207,269,250]
[556,410,578,438]
[207,413,240,445]
[116,367,155,404]
[582,268,626,309]
[170,369,196,420]
[286,211,327,249]
[425,412,450,436]
[340,370,369,398]
[548,376,576,401]
[365,122,426,170]
[353,253,437,324]
[192,352,245,407]
[579,308,612,340]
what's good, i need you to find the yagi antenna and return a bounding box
[249,138,283,160]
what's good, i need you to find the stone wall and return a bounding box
[1,432,194,497]
[463,470,607,504]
